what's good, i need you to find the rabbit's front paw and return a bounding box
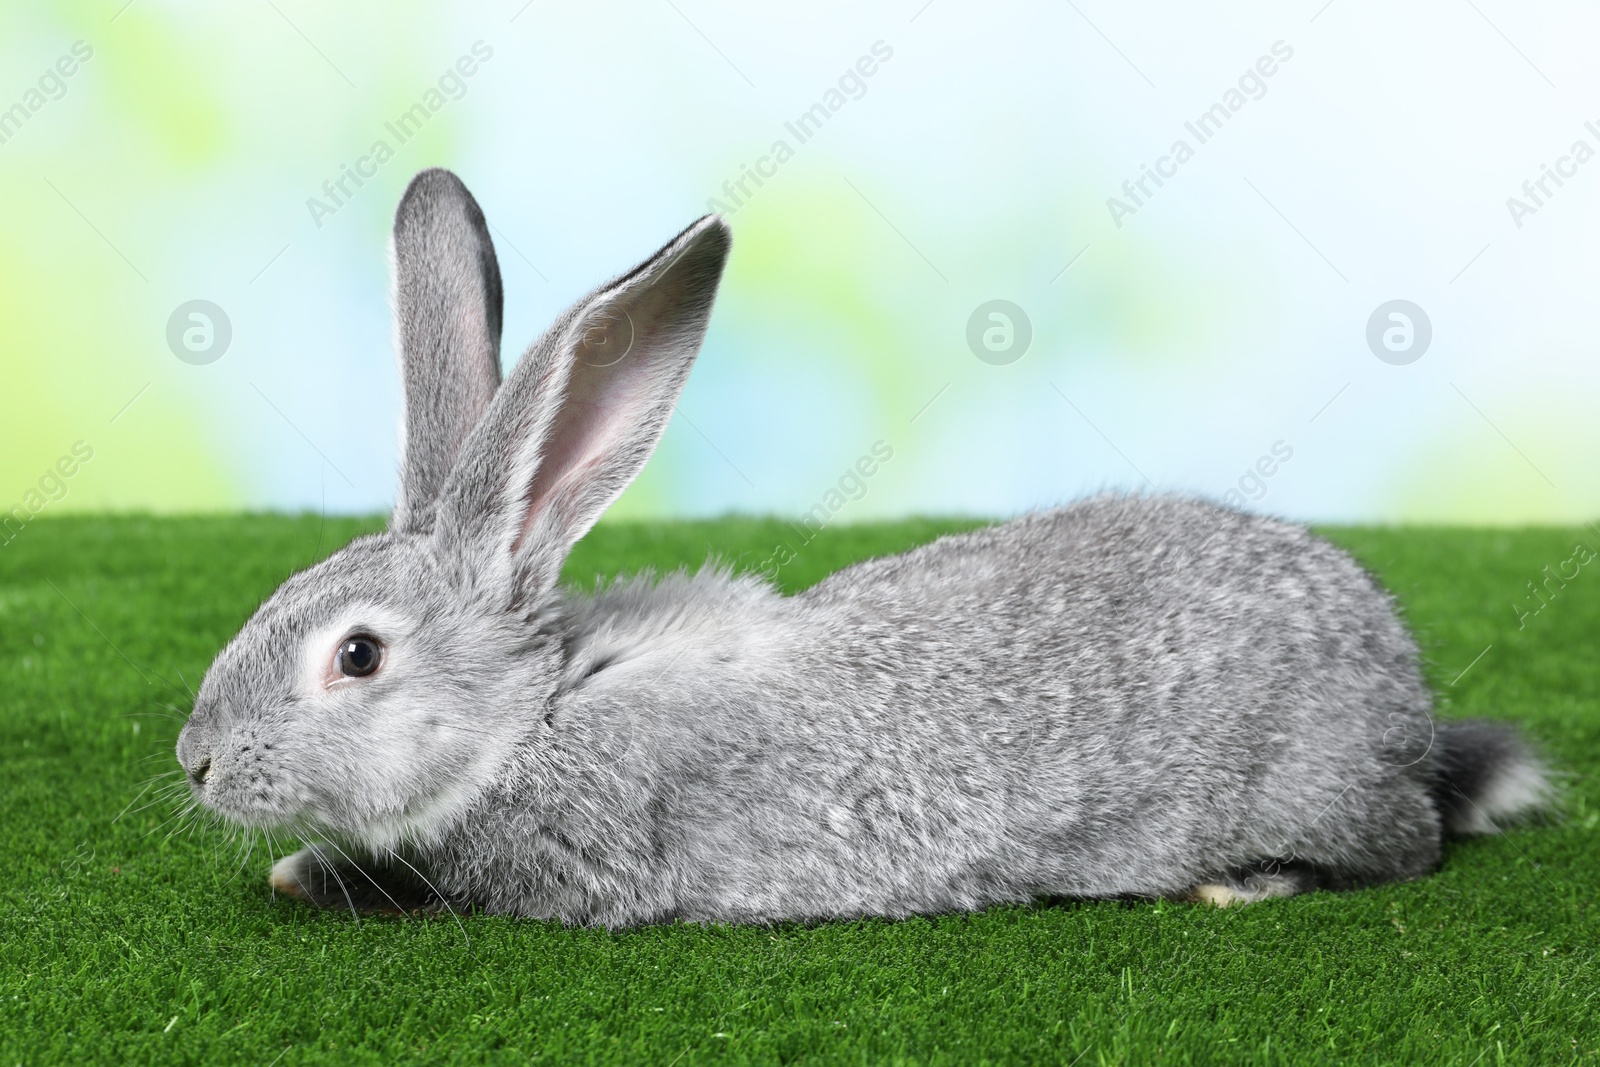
[269,845,448,915]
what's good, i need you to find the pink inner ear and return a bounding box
[513,343,652,553]
[504,240,704,556]
[518,401,605,540]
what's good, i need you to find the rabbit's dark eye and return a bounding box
[336,635,383,678]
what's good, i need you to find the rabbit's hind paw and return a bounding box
[1187,864,1313,907]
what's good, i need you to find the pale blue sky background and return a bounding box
[3,0,1598,524]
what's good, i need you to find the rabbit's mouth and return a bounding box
[196,777,310,832]
[179,736,314,832]
[191,760,492,855]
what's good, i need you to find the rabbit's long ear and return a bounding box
[390,168,505,533]
[435,215,731,599]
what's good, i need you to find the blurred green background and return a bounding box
[2,0,1597,526]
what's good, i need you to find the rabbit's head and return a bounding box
[176,169,731,851]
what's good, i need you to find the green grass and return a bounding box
[2,515,1597,1066]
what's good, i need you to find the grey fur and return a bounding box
[177,169,1550,925]
[390,168,504,534]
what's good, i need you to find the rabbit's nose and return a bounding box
[188,756,212,788]
[176,719,215,788]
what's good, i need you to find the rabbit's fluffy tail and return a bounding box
[1430,719,1552,835]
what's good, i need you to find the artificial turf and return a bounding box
[1,514,1596,1066]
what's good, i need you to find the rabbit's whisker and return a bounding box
[382,845,472,948]
[320,837,413,919]
[308,845,362,924]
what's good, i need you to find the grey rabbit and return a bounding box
[176,168,1549,924]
